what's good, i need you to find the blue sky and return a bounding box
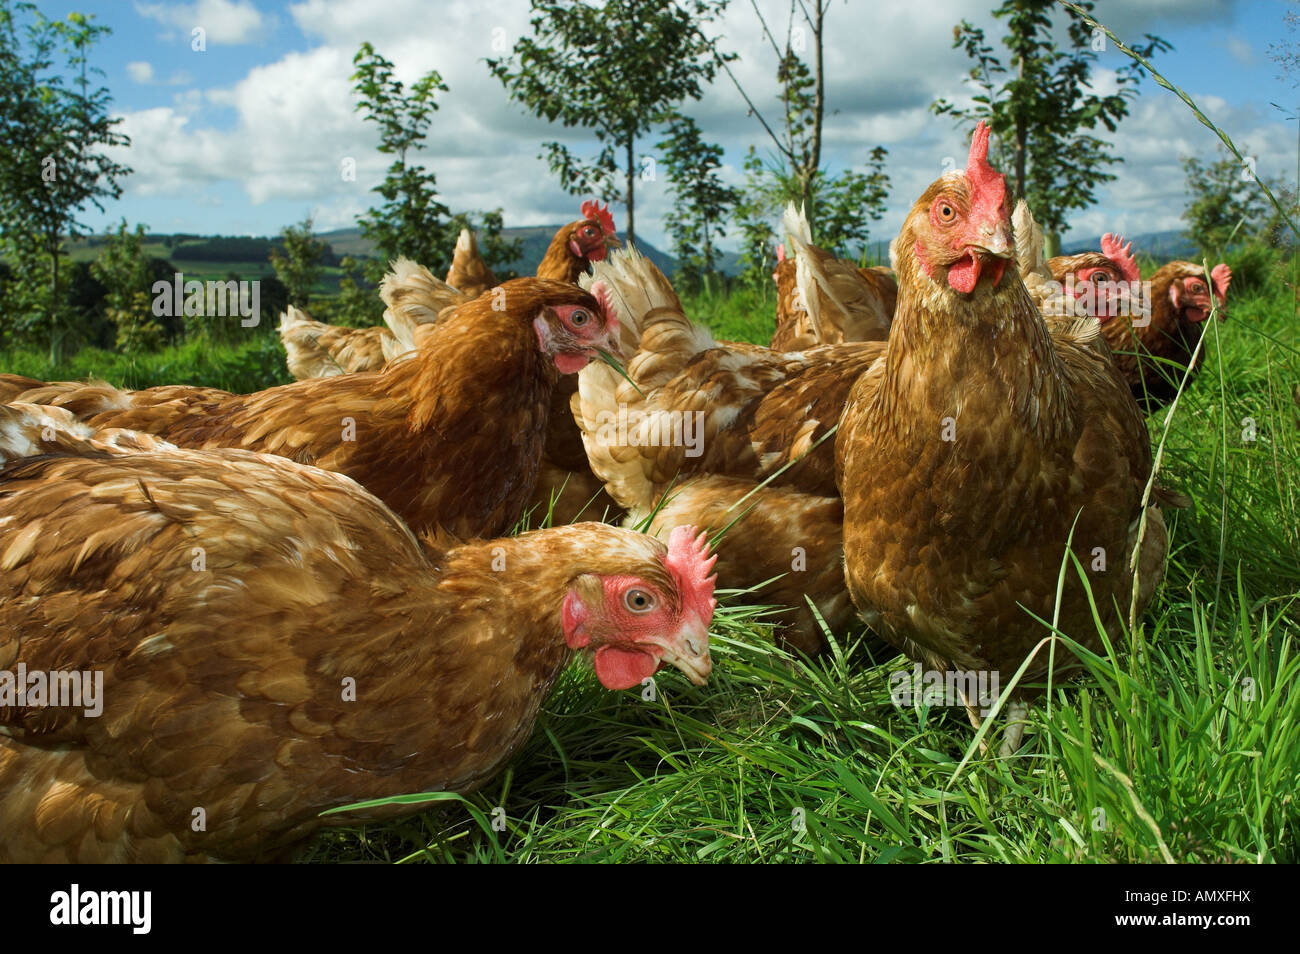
[28,0,1300,251]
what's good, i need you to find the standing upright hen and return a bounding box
[0,408,714,862]
[837,123,1170,745]
[1,270,619,542]
[539,199,621,284]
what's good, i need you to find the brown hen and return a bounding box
[279,201,620,382]
[1107,259,1231,410]
[3,270,619,542]
[574,246,885,517]
[837,123,1169,748]
[0,409,714,862]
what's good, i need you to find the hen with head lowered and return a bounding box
[0,407,714,862]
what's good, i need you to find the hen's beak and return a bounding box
[605,232,623,249]
[971,232,1014,260]
[596,324,624,361]
[970,219,1015,261]
[645,613,712,686]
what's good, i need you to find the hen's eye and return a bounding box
[1188,282,1204,293]
[569,308,590,327]
[936,202,956,223]
[624,589,655,613]
[583,226,598,238]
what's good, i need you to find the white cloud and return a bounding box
[1227,35,1256,67]
[108,0,1277,254]
[135,0,268,45]
[126,61,154,84]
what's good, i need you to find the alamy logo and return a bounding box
[593,405,705,458]
[49,884,151,934]
[151,272,261,327]
[889,662,1000,717]
[0,665,103,717]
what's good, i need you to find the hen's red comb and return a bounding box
[664,525,717,622]
[1210,263,1232,304]
[1100,233,1140,284]
[966,121,1006,220]
[581,199,617,238]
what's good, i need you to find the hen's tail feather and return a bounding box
[781,201,812,246]
[780,203,829,342]
[1013,199,1049,281]
[381,258,471,362]
[782,201,891,345]
[446,228,495,294]
[580,245,713,385]
[1015,199,1075,320]
[277,305,348,379]
[278,303,315,333]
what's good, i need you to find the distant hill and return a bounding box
[318,225,682,278]
[64,224,681,278]
[1062,229,1197,261]
[60,224,1199,283]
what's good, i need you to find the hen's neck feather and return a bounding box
[537,221,584,284]
[392,299,552,435]
[333,524,651,791]
[881,243,1075,444]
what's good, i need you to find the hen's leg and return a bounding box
[958,690,1028,757]
[998,700,1029,757]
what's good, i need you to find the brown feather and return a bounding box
[445,228,498,298]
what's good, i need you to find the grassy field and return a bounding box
[0,334,292,394]
[4,262,1297,864]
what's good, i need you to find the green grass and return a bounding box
[300,275,1296,865]
[0,335,292,393]
[4,270,1295,864]
[681,280,778,344]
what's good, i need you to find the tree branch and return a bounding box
[702,30,791,161]
[749,0,785,60]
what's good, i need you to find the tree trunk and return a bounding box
[806,1,826,225]
[702,219,713,287]
[1044,231,1061,258]
[47,236,61,365]
[810,2,825,175]
[1014,55,1027,200]
[625,137,635,247]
